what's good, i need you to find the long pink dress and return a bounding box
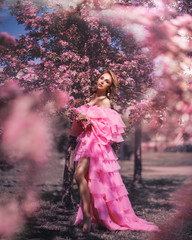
[70,104,159,231]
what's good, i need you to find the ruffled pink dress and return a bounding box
[70,104,159,231]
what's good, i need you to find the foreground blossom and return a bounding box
[0,82,68,238]
[0,200,24,238]
[97,3,192,138]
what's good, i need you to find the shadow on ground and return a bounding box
[122,177,183,214]
[12,176,189,240]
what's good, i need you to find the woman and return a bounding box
[69,69,159,233]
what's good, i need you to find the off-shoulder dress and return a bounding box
[69,104,159,231]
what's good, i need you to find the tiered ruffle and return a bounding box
[73,105,159,231]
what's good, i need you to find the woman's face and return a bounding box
[96,73,112,93]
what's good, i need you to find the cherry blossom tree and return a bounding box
[0,0,154,201]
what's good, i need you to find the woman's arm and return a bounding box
[78,113,89,121]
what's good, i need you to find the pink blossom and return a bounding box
[0,79,22,98]
[0,200,24,238]
[53,89,69,109]
[21,190,40,217]
[171,14,192,27]
[0,32,16,48]
[2,94,52,166]
[58,40,68,47]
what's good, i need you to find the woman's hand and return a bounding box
[77,113,92,131]
[78,113,89,122]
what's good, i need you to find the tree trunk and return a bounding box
[133,121,142,186]
[62,136,77,209]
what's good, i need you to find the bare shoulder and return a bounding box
[100,97,111,108]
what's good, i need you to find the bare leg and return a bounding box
[74,156,91,232]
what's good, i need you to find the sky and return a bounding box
[0,3,26,38]
[0,0,77,38]
[0,3,42,66]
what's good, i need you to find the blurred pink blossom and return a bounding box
[53,89,69,109]
[0,32,16,48]
[47,0,84,11]
[0,79,22,98]
[0,200,24,238]
[21,190,40,217]
[2,94,52,166]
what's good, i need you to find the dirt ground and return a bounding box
[0,152,192,240]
